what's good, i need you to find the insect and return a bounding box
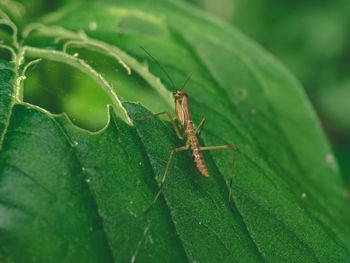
[132,48,237,213]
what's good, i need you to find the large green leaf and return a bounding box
[1,0,350,262]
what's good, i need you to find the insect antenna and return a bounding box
[180,74,192,91]
[139,46,177,91]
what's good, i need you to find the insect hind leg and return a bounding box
[144,145,189,214]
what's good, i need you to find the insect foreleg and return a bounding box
[144,145,189,214]
[199,145,237,210]
[195,117,206,136]
[131,111,185,140]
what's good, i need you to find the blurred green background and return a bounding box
[12,0,350,186]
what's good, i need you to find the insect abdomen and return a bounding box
[187,131,210,177]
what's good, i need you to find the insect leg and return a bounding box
[145,145,189,214]
[131,111,185,139]
[195,117,206,136]
[199,145,237,210]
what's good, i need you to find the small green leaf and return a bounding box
[1,0,350,262]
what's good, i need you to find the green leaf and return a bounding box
[0,60,15,138]
[1,0,350,262]
[1,104,114,262]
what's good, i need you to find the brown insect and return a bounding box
[132,90,237,213]
[132,48,237,213]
